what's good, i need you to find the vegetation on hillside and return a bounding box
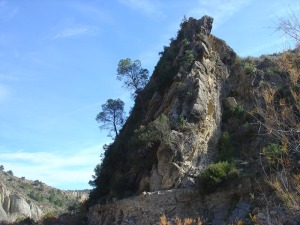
[87,18,194,206]
[85,13,300,224]
[0,170,87,218]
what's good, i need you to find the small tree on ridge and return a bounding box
[96,99,125,138]
[117,58,149,98]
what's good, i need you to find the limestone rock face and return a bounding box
[87,15,300,225]
[0,206,8,221]
[144,15,235,191]
[182,15,213,38]
[66,191,89,202]
[88,15,240,225]
[29,203,42,221]
[0,182,42,222]
[9,195,32,220]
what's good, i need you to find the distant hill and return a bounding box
[0,169,89,222]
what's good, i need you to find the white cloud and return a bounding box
[0,0,18,22]
[0,143,106,190]
[54,25,100,39]
[118,0,165,19]
[0,73,19,81]
[190,0,251,28]
[269,3,300,19]
[240,36,293,56]
[69,2,113,22]
[0,84,10,102]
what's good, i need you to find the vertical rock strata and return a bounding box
[0,183,42,222]
[143,16,235,190]
[88,15,238,224]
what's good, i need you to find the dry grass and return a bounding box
[159,214,202,225]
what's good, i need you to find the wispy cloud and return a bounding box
[118,0,165,19]
[0,73,18,81]
[69,2,113,22]
[42,102,101,128]
[190,0,251,28]
[54,25,100,39]
[269,3,300,19]
[240,36,293,56]
[0,0,18,22]
[0,143,105,190]
[0,84,10,102]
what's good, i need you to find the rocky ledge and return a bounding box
[87,177,266,225]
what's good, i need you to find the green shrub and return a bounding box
[262,143,286,166]
[181,38,190,46]
[244,62,256,75]
[266,67,280,76]
[170,114,189,132]
[234,55,243,66]
[111,176,134,198]
[154,41,181,93]
[180,50,195,72]
[232,104,244,118]
[127,114,170,172]
[28,191,44,201]
[42,212,56,220]
[175,81,196,104]
[131,114,171,148]
[223,104,245,122]
[7,170,13,176]
[177,115,187,128]
[218,132,235,161]
[199,161,239,193]
[17,217,37,225]
[235,56,257,75]
[54,199,63,206]
[175,82,187,100]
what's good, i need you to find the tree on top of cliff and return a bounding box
[96,99,125,138]
[117,58,149,98]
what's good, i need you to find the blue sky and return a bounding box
[0,0,298,190]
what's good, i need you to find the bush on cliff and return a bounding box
[198,161,239,193]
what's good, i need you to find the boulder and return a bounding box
[223,97,238,109]
[9,194,31,220]
[0,183,42,222]
[0,205,8,221]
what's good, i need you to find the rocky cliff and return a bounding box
[142,16,235,191]
[0,171,89,222]
[89,14,236,202]
[0,179,42,222]
[87,15,300,224]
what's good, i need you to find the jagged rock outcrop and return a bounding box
[88,15,300,224]
[0,182,42,222]
[66,190,89,202]
[141,15,235,191]
[87,15,240,224]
